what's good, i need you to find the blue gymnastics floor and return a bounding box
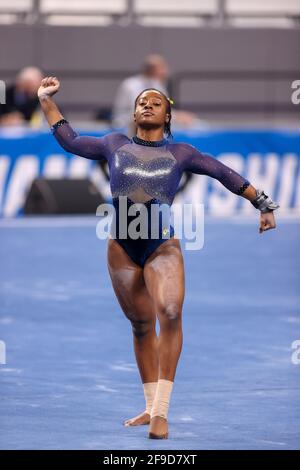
[0,216,299,450]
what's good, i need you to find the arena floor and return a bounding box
[0,216,299,450]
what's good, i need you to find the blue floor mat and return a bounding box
[0,216,299,450]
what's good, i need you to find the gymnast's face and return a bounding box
[134,90,170,131]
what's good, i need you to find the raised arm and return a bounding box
[178,143,279,233]
[38,76,111,160]
[38,76,64,125]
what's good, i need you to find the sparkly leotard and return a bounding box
[52,121,250,267]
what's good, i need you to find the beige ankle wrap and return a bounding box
[143,382,157,415]
[150,379,174,419]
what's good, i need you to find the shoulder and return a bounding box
[102,131,131,150]
[168,141,200,156]
[167,141,207,171]
[104,131,129,139]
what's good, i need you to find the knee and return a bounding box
[159,304,182,326]
[131,319,154,339]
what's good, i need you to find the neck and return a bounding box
[136,127,165,142]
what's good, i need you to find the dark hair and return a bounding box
[134,88,173,139]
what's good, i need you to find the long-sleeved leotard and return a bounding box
[52,121,250,266]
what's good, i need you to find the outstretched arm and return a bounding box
[236,184,278,233]
[38,77,109,160]
[181,144,279,233]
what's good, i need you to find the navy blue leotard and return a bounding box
[52,121,250,267]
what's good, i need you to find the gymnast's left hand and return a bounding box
[259,211,276,233]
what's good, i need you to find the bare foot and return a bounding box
[124,411,150,427]
[148,416,168,439]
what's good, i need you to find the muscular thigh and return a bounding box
[143,238,185,313]
[107,238,155,322]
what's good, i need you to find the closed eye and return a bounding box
[139,100,162,106]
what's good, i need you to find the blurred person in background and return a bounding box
[0,66,43,127]
[112,54,198,135]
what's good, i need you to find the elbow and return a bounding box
[59,143,73,154]
[55,137,75,155]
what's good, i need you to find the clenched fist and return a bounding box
[259,211,276,233]
[38,76,60,98]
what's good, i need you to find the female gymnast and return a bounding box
[38,77,279,439]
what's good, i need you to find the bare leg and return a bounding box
[143,237,185,438]
[107,238,158,426]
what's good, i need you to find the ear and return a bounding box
[165,113,170,124]
[133,112,136,122]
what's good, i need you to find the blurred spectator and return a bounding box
[112,54,198,135]
[0,67,43,127]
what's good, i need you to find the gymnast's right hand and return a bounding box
[38,76,60,98]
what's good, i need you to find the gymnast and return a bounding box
[38,77,279,439]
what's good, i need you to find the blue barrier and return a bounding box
[0,128,299,217]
